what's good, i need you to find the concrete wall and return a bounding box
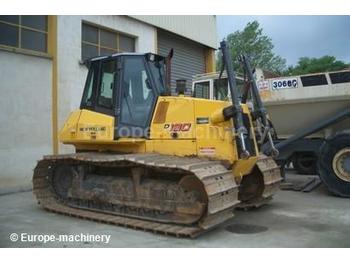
[57,15,157,153]
[0,50,52,192]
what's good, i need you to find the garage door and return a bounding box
[157,29,206,95]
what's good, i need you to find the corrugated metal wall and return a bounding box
[158,29,206,95]
[131,15,217,49]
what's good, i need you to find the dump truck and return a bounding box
[192,67,350,197]
[32,41,282,238]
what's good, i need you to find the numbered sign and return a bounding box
[271,78,298,90]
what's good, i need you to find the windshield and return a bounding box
[148,59,166,94]
[214,78,228,100]
[212,77,245,101]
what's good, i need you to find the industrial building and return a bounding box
[0,15,217,192]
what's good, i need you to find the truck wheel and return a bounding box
[292,152,317,175]
[318,134,350,197]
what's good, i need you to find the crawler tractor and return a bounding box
[33,41,282,238]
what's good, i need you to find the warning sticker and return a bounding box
[258,80,269,90]
[199,147,216,155]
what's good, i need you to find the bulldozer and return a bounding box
[33,41,282,238]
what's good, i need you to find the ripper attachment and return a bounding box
[239,55,279,157]
[219,40,250,159]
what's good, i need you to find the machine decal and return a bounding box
[199,147,216,155]
[271,78,298,90]
[164,123,192,132]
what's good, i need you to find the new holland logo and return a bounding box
[79,127,106,132]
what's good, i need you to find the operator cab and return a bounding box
[80,53,167,138]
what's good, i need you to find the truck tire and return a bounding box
[292,152,317,175]
[318,134,350,197]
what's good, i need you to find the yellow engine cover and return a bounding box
[150,96,239,161]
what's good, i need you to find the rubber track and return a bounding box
[33,153,240,238]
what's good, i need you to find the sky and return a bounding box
[217,16,350,66]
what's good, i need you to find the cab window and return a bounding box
[97,60,116,109]
[81,64,96,108]
[193,81,210,99]
[214,78,228,101]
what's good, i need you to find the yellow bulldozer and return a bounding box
[33,41,282,238]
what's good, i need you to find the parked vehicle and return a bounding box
[32,41,281,238]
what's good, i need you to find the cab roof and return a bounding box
[89,52,165,62]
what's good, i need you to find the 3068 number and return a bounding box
[272,78,298,90]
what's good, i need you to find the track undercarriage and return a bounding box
[33,152,281,238]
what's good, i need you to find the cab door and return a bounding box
[116,55,157,138]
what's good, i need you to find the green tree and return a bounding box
[286,56,349,75]
[217,21,286,74]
